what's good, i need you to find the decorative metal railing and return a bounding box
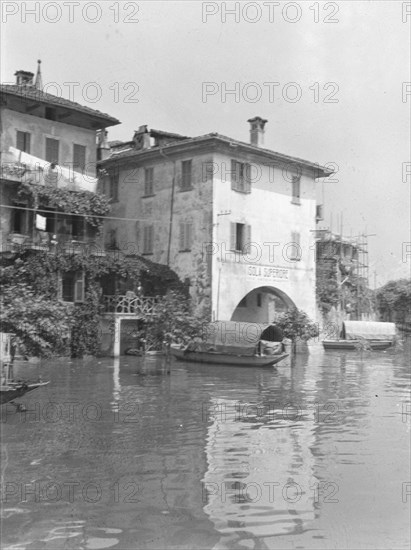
[102,295,158,315]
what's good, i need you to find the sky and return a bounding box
[1,0,410,286]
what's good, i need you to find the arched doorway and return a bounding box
[230,286,295,323]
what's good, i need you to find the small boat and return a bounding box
[1,380,50,406]
[322,321,396,351]
[170,321,288,368]
[170,345,288,367]
[1,332,50,409]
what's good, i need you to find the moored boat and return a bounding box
[1,380,50,405]
[170,321,288,368]
[170,345,288,367]
[322,321,396,351]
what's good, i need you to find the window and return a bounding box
[12,209,25,233]
[257,293,262,307]
[144,167,154,195]
[59,271,85,303]
[106,229,118,250]
[179,221,193,251]
[181,160,192,190]
[292,176,301,204]
[230,222,251,252]
[143,225,154,254]
[45,138,59,164]
[231,160,251,193]
[16,131,31,153]
[289,232,301,261]
[73,144,86,173]
[109,172,119,202]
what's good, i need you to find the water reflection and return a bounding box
[1,342,410,549]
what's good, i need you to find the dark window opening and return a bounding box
[12,209,24,233]
[231,160,251,193]
[257,293,262,307]
[292,176,301,203]
[16,131,31,153]
[61,271,85,303]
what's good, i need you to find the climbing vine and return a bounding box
[18,182,111,228]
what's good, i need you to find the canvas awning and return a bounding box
[202,321,283,355]
[342,321,396,341]
[3,147,98,192]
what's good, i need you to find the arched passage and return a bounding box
[230,286,296,324]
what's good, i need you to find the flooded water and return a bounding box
[1,341,410,550]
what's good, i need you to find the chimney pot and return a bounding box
[247,116,268,147]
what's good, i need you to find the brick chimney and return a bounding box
[248,116,268,147]
[15,70,34,86]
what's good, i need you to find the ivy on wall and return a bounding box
[18,182,111,228]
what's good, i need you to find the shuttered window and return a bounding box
[292,176,301,204]
[143,225,154,254]
[179,221,193,251]
[289,231,301,261]
[59,271,85,303]
[230,222,251,252]
[144,167,154,195]
[73,144,86,173]
[45,138,59,164]
[16,131,31,153]
[181,160,192,190]
[231,160,251,193]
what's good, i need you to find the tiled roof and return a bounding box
[0,84,120,126]
[101,132,332,175]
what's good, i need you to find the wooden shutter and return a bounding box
[231,160,238,190]
[179,222,185,250]
[292,176,300,201]
[74,272,85,303]
[230,222,236,251]
[144,167,154,195]
[182,160,192,190]
[186,222,192,250]
[245,164,251,193]
[17,131,30,153]
[45,138,59,163]
[73,144,86,172]
[245,224,252,246]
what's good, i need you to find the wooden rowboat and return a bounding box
[170,344,288,367]
[0,380,50,406]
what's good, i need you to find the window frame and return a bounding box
[181,160,193,191]
[231,160,251,193]
[109,171,119,202]
[58,270,85,304]
[143,224,154,255]
[45,137,60,164]
[73,143,86,174]
[289,231,301,261]
[16,131,31,153]
[179,221,193,252]
[230,222,251,253]
[144,167,154,196]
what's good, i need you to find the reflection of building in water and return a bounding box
[202,397,318,542]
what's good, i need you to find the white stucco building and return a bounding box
[100,118,332,323]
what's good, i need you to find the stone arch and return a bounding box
[230,286,296,324]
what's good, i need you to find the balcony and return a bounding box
[1,147,97,192]
[3,231,105,256]
[102,294,158,316]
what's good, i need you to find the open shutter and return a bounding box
[186,222,193,250]
[179,222,185,250]
[245,164,251,193]
[231,160,237,190]
[245,224,252,246]
[74,272,85,303]
[230,222,236,251]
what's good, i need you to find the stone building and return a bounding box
[0,61,120,301]
[100,118,332,322]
